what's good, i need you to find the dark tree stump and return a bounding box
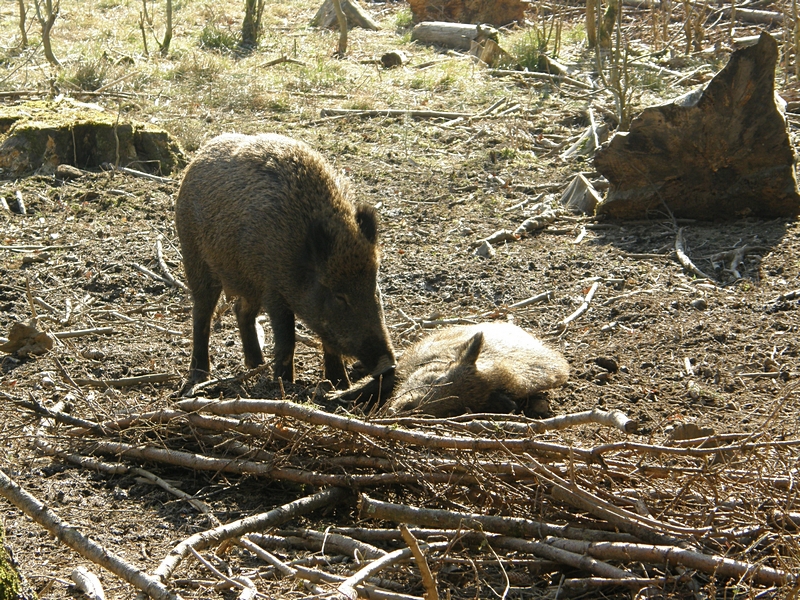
[408,0,527,27]
[594,32,800,220]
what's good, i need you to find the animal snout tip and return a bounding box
[370,354,396,377]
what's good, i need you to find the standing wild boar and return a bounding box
[175,133,395,391]
[336,322,568,417]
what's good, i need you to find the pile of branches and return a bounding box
[3,390,800,599]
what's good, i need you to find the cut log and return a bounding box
[594,32,800,220]
[310,0,379,31]
[408,0,528,27]
[411,21,497,50]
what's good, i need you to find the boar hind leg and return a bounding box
[266,299,296,383]
[235,296,265,370]
[323,350,349,390]
[188,279,223,384]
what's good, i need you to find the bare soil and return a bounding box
[1,2,799,599]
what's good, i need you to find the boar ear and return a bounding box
[305,219,333,266]
[455,332,484,366]
[355,204,378,245]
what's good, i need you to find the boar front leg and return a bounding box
[235,295,265,370]
[188,277,223,384]
[266,298,296,383]
[323,350,349,390]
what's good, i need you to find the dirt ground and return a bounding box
[1,2,800,599]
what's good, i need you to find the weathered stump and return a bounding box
[0,98,185,178]
[408,0,528,26]
[310,0,380,30]
[594,32,800,220]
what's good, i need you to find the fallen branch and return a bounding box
[546,538,795,587]
[153,487,349,584]
[71,567,106,600]
[132,263,172,286]
[104,163,175,183]
[381,408,637,435]
[72,373,179,388]
[0,468,183,600]
[338,542,450,600]
[107,310,181,336]
[175,398,594,458]
[358,495,638,543]
[155,238,188,291]
[258,55,307,68]
[319,108,472,120]
[488,69,594,90]
[238,536,419,600]
[675,228,714,281]
[82,439,498,487]
[555,280,601,333]
[52,326,115,339]
[489,536,636,580]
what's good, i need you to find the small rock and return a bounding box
[21,253,49,265]
[381,50,407,69]
[0,321,54,357]
[81,349,106,361]
[55,164,84,180]
[668,422,715,441]
[691,298,708,311]
[473,240,495,258]
[12,191,26,215]
[595,371,612,383]
[595,356,619,373]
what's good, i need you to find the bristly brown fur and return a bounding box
[175,133,395,392]
[383,322,569,417]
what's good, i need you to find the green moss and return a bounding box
[0,525,21,600]
[0,99,185,177]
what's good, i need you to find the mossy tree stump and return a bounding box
[0,522,35,600]
[594,32,800,220]
[0,98,185,178]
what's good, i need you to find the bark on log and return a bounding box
[310,0,379,31]
[408,0,528,27]
[411,21,496,50]
[594,32,800,220]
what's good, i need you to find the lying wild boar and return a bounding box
[336,322,568,417]
[175,133,395,391]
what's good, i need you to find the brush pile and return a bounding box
[6,389,799,599]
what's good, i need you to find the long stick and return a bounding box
[0,468,182,600]
[153,487,349,583]
[175,398,595,459]
[546,539,795,587]
[358,495,637,542]
[319,108,473,119]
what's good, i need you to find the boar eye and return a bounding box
[335,293,350,308]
